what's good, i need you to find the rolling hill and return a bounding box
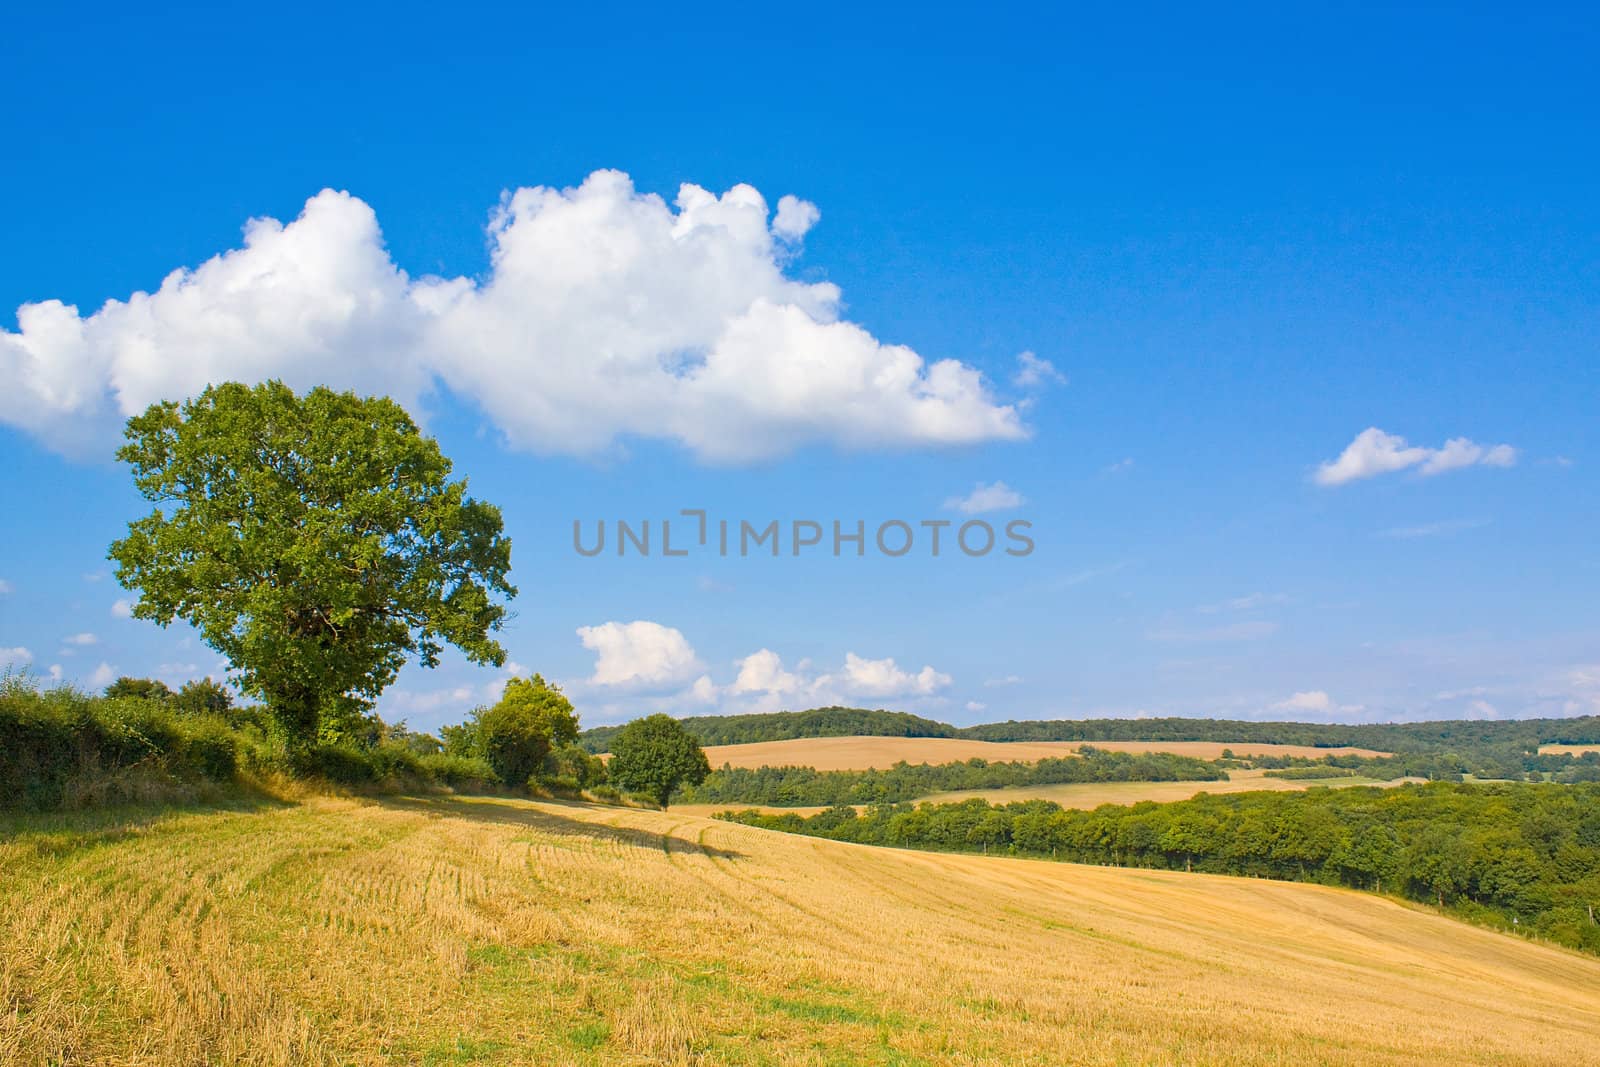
[4,793,1598,1065]
[699,736,1387,771]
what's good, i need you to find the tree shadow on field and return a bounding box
[378,794,748,861]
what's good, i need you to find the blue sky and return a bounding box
[2,2,1596,730]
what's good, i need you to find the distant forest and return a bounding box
[578,707,956,752]
[721,781,1600,957]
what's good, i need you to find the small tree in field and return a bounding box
[108,381,515,750]
[475,675,579,786]
[605,714,710,809]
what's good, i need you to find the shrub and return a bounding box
[475,675,579,787]
[0,674,239,809]
[291,743,379,784]
[419,753,499,787]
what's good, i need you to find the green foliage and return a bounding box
[419,752,500,787]
[687,748,1225,807]
[606,714,711,808]
[103,676,175,703]
[578,706,955,752]
[440,721,480,758]
[473,676,580,787]
[545,742,607,789]
[172,677,234,716]
[1,673,238,809]
[722,781,1600,956]
[108,380,515,749]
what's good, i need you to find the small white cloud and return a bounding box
[730,649,803,695]
[385,685,479,715]
[1272,690,1333,713]
[111,599,134,619]
[1314,428,1517,487]
[82,571,106,583]
[1196,592,1289,615]
[577,620,701,688]
[840,652,950,697]
[944,481,1025,514]
[1379,518,1491,539]
[771,195,821,242]
[965,700,987,713]
[0,578,13,595]
[1465,699,1500,720]
[983,674,1024,688]
[689,674,719,703]
[1149,621,1279,643]
[47,664,63,682]
[63,632,98,647]
[1102,457,1135,474]
[87,662,117,689]
[1,646,33,668]
[1012,351,1066,389]
[1270,689,1366,718]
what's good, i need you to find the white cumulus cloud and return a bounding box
[63,632,98,646]
[1272,690,1333,712]
[577,620,702,688]
[944,480,1025,514]
[840,652,951,697]
[729,648,806,696]
[3,172,1026,463]
[1314,428,1517,487]
[111,598,134,618]
[1,647,33,668]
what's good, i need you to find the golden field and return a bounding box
[1539,743,1600,756]
[700,735,1387,770]
[3,793,1598,1065]
[670,769,1418,819]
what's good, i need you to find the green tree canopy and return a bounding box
[103,677,175,703]
[172,678,234,716]
[606,714,711,808]
[108,381,515,747]
[475,675,580,786]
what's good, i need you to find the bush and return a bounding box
[291,743,380,784]
[419,753,499,787]
[475,675,579,787]
[0,674,240,809]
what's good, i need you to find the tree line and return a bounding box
[578,706,956,752]
[720,781,1600,956]
[683,749,1225,806]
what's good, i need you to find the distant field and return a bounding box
[672,769,1421,818]
[3,794,1597,1065]
[701,735,1388,770]
[1540,744,1600,756]
[918,768,1423,808]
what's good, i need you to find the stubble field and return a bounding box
[3,793,1597,1065]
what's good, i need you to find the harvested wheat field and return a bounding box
[1539,743,1600,757]
[4,794,1598,1066]
[669,770,1421,819]
[916,768,1423,808]
[700,735,1387,770]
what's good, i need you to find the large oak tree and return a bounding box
[109,381,516,747]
